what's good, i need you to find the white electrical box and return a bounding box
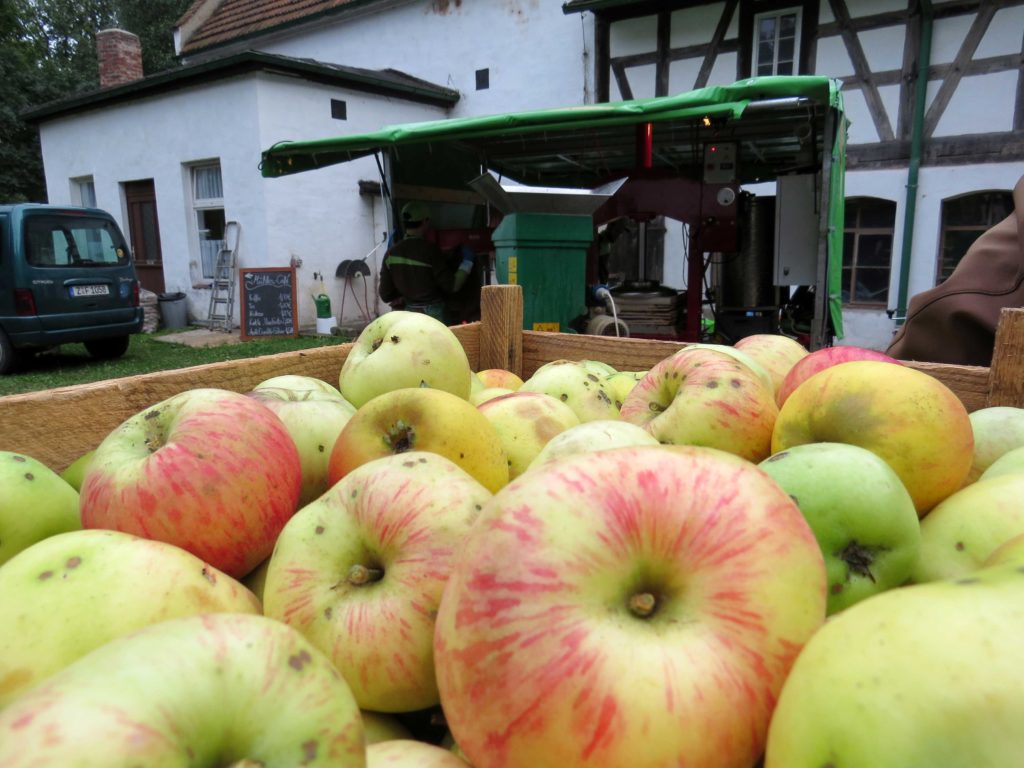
[774,174,820,286]
[703,142,737,184]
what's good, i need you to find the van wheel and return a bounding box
[85,335,130,360]
[0,328,20,374]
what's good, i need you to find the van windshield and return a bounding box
[24,214,130,268]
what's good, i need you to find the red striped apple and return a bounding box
[734,333,809,397]
[79,387,302,579]
[264,452,491,712]
[434,445,826,768]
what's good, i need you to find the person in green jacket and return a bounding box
[378,202,475,323]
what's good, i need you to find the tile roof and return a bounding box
[177,0,384,56]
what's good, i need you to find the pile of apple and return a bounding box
[3,310,1024,767]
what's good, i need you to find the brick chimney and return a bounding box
[96,29,144,88]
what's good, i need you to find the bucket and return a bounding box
[316,316,337,335]
[157,292,189,330]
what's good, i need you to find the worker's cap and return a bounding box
[401,202,430,226]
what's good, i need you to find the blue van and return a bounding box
[0,204,144,374]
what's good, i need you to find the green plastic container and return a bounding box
[492,213,593,332]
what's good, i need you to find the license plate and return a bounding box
[70,285,110,297]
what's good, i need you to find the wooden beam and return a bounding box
[829,0,895,141]
[694,0,739,88]
[656,11,670,97]
[923,0,998,137]
[478,285,523,376]
[897,2,922,141]
[595,13,610,103]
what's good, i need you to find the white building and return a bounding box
[25,0,1024,350]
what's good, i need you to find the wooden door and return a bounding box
[124,180,165,294]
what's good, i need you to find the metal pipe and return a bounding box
[895,0,933,324]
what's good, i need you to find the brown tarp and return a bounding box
[887,176,1024,366]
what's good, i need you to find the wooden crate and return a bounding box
[2,284,1022,473]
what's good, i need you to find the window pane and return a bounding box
[194,165,223,201]
[777,37,795,65]
[758,17,777,42]
[854,267,889,303]
[776,58,794,76]
[842,232,855,269]
[944,191,1013,227]
[841,266,852,303]
[858,198,896,228]
[858,234,893,267]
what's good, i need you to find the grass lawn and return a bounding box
[0,327,353,397]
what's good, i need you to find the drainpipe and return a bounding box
[894,0,933,324]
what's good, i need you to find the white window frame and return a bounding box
[72,176,97,208]
[189,162,225,280]
[752,7,802,77]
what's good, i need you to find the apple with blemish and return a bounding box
[254,374,348,399]
[339,311,473,407]
[683,342,775,393]
[0,451,80,566]
[328,387,509,493]
[264,452,490,712]
[0,613,366,767]
[79,387,302,579]
[773,361,973,516]
[0,528,260,707]
[776,345,901,407]
[602,370,645,408]
[619,346,778,462]
[912,473,1024,582]
[477,391,581,479]
[435,445,826,768]
[247,386,356,506]
[518,360,620,422]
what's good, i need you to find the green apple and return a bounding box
[765,562,1024,767]
[527,419,660,473]
[339,311,473,407]
[620,346,778,463]
[966,406,1024,484]
[477,391,581,479]
[759,442,921,614]
[981,445,1024,481]
[243,555,271,603]
[264,452,491,713]
[0,450,80,567]
[59,449,95,492]
[367,739,469,767]
[247,386,356,506]
[328,387,509,493]
[579,359,618,377]
[519,360,620,422]
[0,613,366,767]
[912,473,1024,582]
[0,528,261,707]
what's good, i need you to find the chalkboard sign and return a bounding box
[239,267,298,341]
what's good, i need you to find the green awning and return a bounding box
[260,75,846,338]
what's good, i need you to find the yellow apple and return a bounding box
[966,406,1024,484]
[476,368,524,390]
[469,386,515,406]
[603,370,646,409]
[328,387,509,493]
[519,360,620,422]
[527,419,661,473]
[733,333,809,397]
[773,361,973,516]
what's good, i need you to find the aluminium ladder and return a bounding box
[206,220,241,332]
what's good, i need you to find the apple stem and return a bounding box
[346,564,384,586]
[628,592,657,618]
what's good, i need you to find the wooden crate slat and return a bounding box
[0,323,480,473]
[900,361,991,413]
